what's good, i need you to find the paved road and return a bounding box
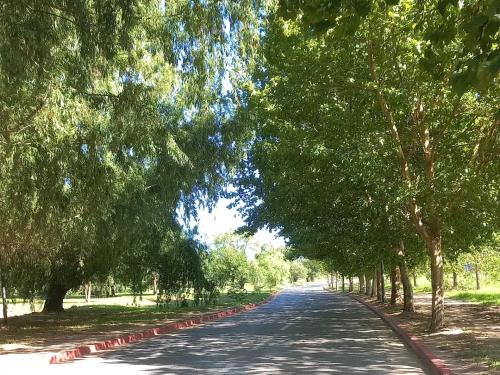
[50,284,426,374]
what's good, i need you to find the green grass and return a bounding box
[446,288,499,305]
[0,290,273,349]
[413,285,432,293]
[412,276,499,305]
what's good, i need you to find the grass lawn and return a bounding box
[446,287,500,305]
[413,276,499,305]
[0,290,274,351]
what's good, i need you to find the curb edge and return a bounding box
[49,292,278,365]
[349,294,454,375]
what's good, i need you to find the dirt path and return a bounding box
[360,293,499,374]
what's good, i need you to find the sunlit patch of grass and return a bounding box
[414,285,432,293]
[446,289,499,305]
[488,360,500,369]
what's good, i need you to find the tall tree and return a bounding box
[235,0,498,331]
[0,0,264,312]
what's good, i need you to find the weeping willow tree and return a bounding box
[0,0,265,316]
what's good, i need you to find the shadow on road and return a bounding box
[64,286,426,374]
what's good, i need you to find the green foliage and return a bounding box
[203,233,251,292]
[0,0,263,310]
[157,235,207,304]
[233,0,498,330]
[251,248,290,289]
[303,260,325,282]
[289,260,308,283]
[277,0,499,93]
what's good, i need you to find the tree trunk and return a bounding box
[390,267,401,305]
[1,286,7,326]
[371,270,378,298]
[380,261,386,303]
[396,241,415,313]
[427,232,445,331]
[376,268,381,301]
[43,282,70,312]
[341,275,345,293]
[0,263,7,326]
[335,272,338,291]
[348,276,353,292]
[475,265,480,290]
[452,271,458,289]
[365,274,371,295]
[153,274,158,295]
[359,275,365,294]
[84,281,91,303]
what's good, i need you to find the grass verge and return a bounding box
[0,290,273,352]
[446,288,499,305]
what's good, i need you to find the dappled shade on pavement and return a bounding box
[49,284,426,374]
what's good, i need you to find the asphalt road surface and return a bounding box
[50,284,427,374]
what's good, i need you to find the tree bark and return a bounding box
[399,263,415,313]
[0,253,7,325]
[0,265,7,326]
[43,282,70,312]
[372,270,378,298]
[390,266,401,305]
[359,275,365,294]
[341,275,345,293]
[376,268,381,301]
[84,281,91,303]
[153,274,159,295]
[427,232,445,332]
[365,274,371,295]
[335,272,338,291]
[452,271,458,289]
[475,265,480,290]
[380,261,386,303]
[1,285,7,326]
[348,276,353,292]
[396,241,415,313]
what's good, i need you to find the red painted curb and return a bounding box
[349,294,454,375]
[49,292,278,364]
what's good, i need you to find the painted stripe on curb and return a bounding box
[349,294,453,375]
[49,293,278,365]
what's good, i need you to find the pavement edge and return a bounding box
[49,292,278,365]
[349,294,454,375]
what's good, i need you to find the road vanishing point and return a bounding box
[50,284,426,374]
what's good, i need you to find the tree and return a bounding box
[234,0,498,331]
[0,0,264,313]
[289,260,308,283]
[253,247,290,289]
[204,233,251,292]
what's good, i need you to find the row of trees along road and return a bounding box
[234,0,498,331]
[0,1,497,333]
[0,0,263,323]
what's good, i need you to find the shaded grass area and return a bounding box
[0,291,272,351]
